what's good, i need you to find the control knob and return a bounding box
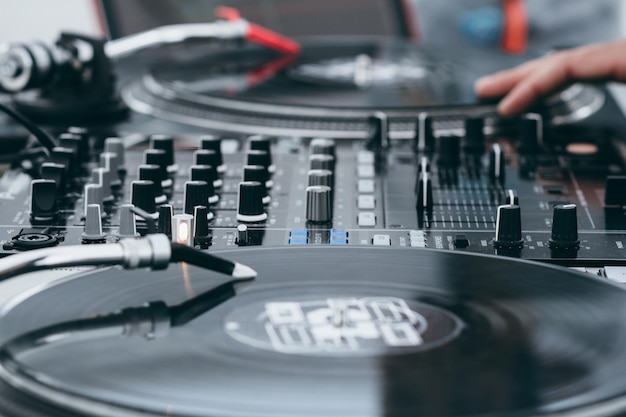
[549,204,580,249]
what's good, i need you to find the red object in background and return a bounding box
[216,6,301,55]
[502,0,528,54]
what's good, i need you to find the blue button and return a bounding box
[330,238,348,245]
[290,229,308,237]
[331,229,348,239]
[289,238,308,245]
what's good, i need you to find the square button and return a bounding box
[372,234,391,246]
[358,165,375,178]
[358,179,375,193]
[358,195,376,210]
[357,151,375,164]
[358,212,376,227]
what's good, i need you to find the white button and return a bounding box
[357,151,375,164]
[605,267,626,283]
[358,195,376,209]
[358,165,375,178]
[358,212,376,227]
[410,240,427,248]
[373,234,391,246]
[358,179,375,193]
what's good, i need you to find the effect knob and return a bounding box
[248,135,275,173]
[437,135,460,166]
[493,204,523,248]
[145,149,172,188]
[200,135,226,173]
[157,204,173,238]
[130,180,157,217]
[464,117,485,153]
[246,150,273,174]
[243,165,270,204]
[308,169,333,187]
[193,205,212,247]
[237,181,268,223]
[184,181,216,217]
[310,138,336,157]
[306,185,332,223]
[519,114,543,154]
[150,134,178,173]
[138,164,167,204]
[549,204,580,249]
[190,164,223,189]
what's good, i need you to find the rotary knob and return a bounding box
[200,135,226,173]
[104,137,126,172]
[464,117,485,153]
[237,181,268,223]
[437,135,460,166]
[493,204,523,248]
[310,138,336,157]
[248,135,275,173]
[243,165,270,204]
[184,181,216,218]
[308,169,333,187]
[138,164,167,204]
[58,133,86,161]
[246,150,273,174]
[150,134,178,173]
[100,152,121,188]
[145,149,172,188]
[40,162,66,191]
[190,164,223,189]
[91,167,113,203]
[309,154,335,171]
[130,180,157,217]
[117,204,139,239]
[306,185,332,223]
[549,204,580,249]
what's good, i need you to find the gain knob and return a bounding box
[549,204,580,249]
[144,149,172,188]
[237,181,268,223]
[150,134,178,173]
[184,181,216,219]
[306,185,332,223]
[493,204,523,248]
[138,164,167,204]
[243,165,271,204]
[130,180,158,219]
[200,135,226,173]
[190,164,223,188]
[248,135,275,173]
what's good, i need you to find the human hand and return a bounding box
[474,39,626,116]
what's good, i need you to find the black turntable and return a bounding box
[2,3,626,417]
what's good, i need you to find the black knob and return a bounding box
[248,135,275,172]
[519,114,543,154]
[184,181,212,215]
[493,205,523,248]
[246,150,272,173]
[157,204,173,238]
[144,149,172,188]
[200,135,226,172]
[310,138,336,157]
[604,176,626,207]
[131,180,157,215]
[193,205,212,247]
[414,113,435,153]
[138,164,166,203]
[40,162,66,191]
[243,165,270,204]
[308,169,333,187]
[366,111,389,151]
[150,134,177,173]
[65,127,90,157]
[437,135,461,166]
[30,179,58,222]
[237,181,268,223]
[306,185,332,223]
[194,149,222,170]
[51,147,76,174]
[489,143,506,184]
[549,204,580,249]
[309,154,335,171]
[190,164,223,189]
[503,189,519,205]
[464,117,485,153]
[415,173,433,210]
[58,133,86,160]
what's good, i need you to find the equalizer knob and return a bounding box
[437,135,460,166]
[306,185,332,223]
[144,149,172,188]
[308,169,333,187]
[464,117,485,153]
[190,164,223,189]
[246,150,273,174]
[150,134,178,173]
[138,164,167,204]
[100,152,121,188]
[130,180,157,217]
[549,204,580,249]
[310,138,336,157]
[248,135,275,173]
[200,135,226,173]
[117,204,139,239]
[237,181,268,223]
[493,205,523,248]
[243,165,271,204]
[104,137,126,172]
[184,181,215,218]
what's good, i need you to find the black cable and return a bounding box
[170,243,239,277]
[0,101,58,153]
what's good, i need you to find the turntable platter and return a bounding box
[1,247,626,417]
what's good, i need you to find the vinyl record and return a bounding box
[1,247,626,417]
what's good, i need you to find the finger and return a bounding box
[474,58,543,97]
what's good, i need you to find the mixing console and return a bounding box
[1,113,626,272]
